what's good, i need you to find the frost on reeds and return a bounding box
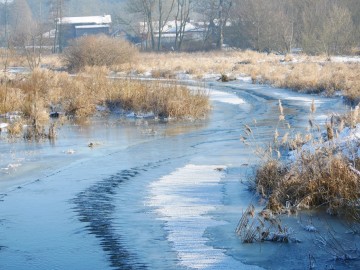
[252,100,360,220]
[0,68,210,139]
[235,204,299,243]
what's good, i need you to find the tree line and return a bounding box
[121,0,360,54]
[1,0,359,55]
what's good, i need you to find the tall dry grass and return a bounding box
[251,100,360,219]
[0,48,27,67]
[0,68,209,139]
[3,49,360,101]
[118,51,360,102]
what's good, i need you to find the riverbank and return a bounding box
[111,51,360,103]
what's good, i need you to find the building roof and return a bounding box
[75,24,110,29]
[140,20,205,34]
[59,15,112,25]
[163,22,205,33]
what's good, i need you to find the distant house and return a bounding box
[57,15,112,48]
[139,20,206,48]
[159,21,206,44]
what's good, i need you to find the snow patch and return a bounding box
[210,90,246,105]
[1,163,22,173]
[0,123,9,129]
[237,76,252,83]
[330,56,360,63]
[289,124,360,162]
[148,164,262,269]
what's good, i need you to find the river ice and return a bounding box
[0,80,358,270]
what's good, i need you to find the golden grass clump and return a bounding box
[254,97,360,218]
[151,69,176,79]
[111,80,210,119]
[0,86,24,114]
[256,150,360,217]
[0,48,26,67]
[255,159,287,198]
[277,153,358,215]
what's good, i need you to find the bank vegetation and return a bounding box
[0,68,209,139]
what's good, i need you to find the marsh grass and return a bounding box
[3,49,360,101]
[121,51,360,102]
[252,100,360,219]
[0,68,210,139]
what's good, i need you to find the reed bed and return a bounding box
[248,100,360,220]
[0,68,209,139]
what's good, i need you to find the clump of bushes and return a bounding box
[62,35,139,72]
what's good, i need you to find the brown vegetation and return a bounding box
[62,35,139,72]
[235,204,297,243]
[0,68,209,139]
[259,151,360,217]
[112,51,360,102]
[251,100,360,219]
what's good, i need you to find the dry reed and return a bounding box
[116,51,360,103]
[0,68,210,139]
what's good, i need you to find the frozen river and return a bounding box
[0,79,356,269]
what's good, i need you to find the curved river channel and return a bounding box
[0,79,358,269]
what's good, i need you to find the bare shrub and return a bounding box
[62,35,139,72]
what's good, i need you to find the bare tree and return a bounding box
[127,0,176,51]
[8,0,35,47]
[216,0,232,50]
[174,0,193,51]
[301,0,355,55]
[47,0,68,53]
[24,22,46,70]
[0,0,10,47]
[157,0,175,51]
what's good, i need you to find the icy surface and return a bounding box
[209,89,246,105]
[149,164,261,269]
